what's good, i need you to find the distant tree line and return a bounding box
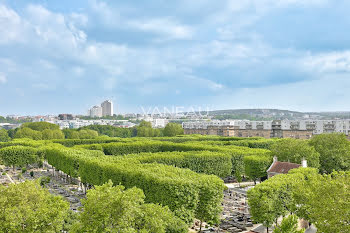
[0,121,184,141]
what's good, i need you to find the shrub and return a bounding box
[127,150,232,178]
[0,146,39,169]
[244,155,272,182]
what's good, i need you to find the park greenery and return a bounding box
[0,122,349,232]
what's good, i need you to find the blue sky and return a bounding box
[1,0,350,115]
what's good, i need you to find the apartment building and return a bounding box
[182,119,350,139]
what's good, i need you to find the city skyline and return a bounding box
[1,0,350,115]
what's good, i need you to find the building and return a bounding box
[101,100,114,117]
[182,120,313,139]
[267,156,307,178]
[152,119,169,128]
[58,114,74,120]
[89,106,102,118]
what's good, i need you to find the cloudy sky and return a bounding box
[0,0,350,115]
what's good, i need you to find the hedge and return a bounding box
[150,135,264,143]
[244,155,272,182]
[100,141,271,175]
[0,139,47,149]
[125,151,232,178]
[43,147,225,224]
[0,146,39,168]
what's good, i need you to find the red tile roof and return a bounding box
[267,161,301,174]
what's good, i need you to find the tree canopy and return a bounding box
[72,181,187,233]
[271,138,320,168]
[273,215,304,233]
[21,122,59,131]
[0,146,39,169]
[248,168,350,233]
[0,129,10,142]
[14,127,42,140]
[0,180,70,232]
[163,123,184,137]
[309,133,350,173]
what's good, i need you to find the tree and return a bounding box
[244,155,272,183]
[42,129,65,140]
[72,181,187,233]
[0,146,39,169]
[14,127,42,140]
[0,129,10,142]
[136,120,161,137]
[300,171,350,233]
[273,215,304,233]
[271,139,320,168]
[21,122,59,131]
[309,133,350,173]
[0,180,70,232]
[78,129,99,139]
[249,168,350,233]
[80,125,132,138]
[163,123,184,137]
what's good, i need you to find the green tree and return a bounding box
[0,180,70,232]
[21,122,59,131]
[136,120,161,137]
[72,181,187,233]
[0,146,39,170]
[309,133,350,173]
[7,128,18,138]
[14,127,42,140]
[244,155,272,183]
[163,123,184,137]
[273,215,304,233]
[42,129,65,140]
[80,125,132,138]
[0,129,10,142]
[300,171,350,233]
[78,129,99,139]
[271,139,320,168]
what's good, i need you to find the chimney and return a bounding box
[302,158,307,168]
[273,156,278,163]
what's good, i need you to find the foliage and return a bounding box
[0,129,10,142]
[78,129,99,139]
[39,176,51,186]
[0,180,70,232]
[80,125,132,137]
[42,129,65,140]
[163,123,184,137]
[72,181,187,233]
[309,133,350,173]
[136,120,162,137]
[297,171,350,233]
[14,127,42,140]
[244,155,272,182]
[45,147,225,224]
[21,121,59,131]
[270,138,320,168]
[127,150,232,178]
[0,146,39,168]
[273,215,305,233]
[248,168,350,233]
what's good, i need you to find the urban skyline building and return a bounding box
[88,100,114,118]
[101,100,114,117]
[89,105,102,118]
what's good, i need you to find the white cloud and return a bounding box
[0,5,24,44]
[302,51,350,73]
[0,73,7,84]
[128,18,193,39]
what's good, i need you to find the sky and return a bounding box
[1,0,350,115]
